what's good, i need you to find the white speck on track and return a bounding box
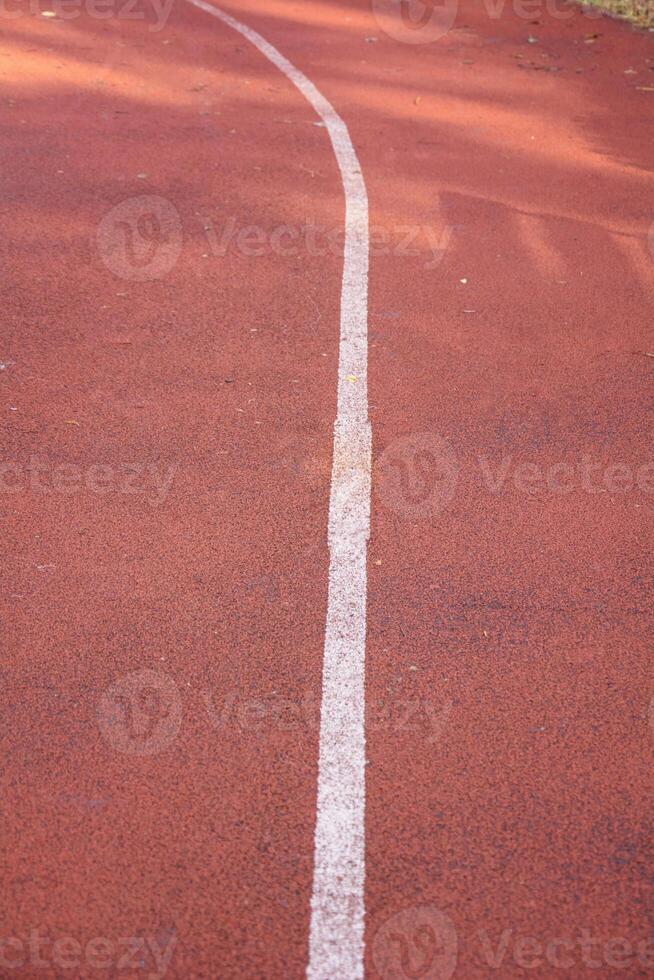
[184,2,370,976]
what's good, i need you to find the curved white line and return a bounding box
[184,4,371,977]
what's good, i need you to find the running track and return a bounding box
[2,0,654,977]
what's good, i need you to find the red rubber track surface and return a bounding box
[1,0,653,977]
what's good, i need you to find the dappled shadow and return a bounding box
[2,5,654,975]
[2,0,653,512]
[1,0,653,446]
[2,0,653,229]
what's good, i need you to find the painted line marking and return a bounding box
[183,3,370,976]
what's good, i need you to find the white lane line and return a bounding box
[183,3,371,977]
